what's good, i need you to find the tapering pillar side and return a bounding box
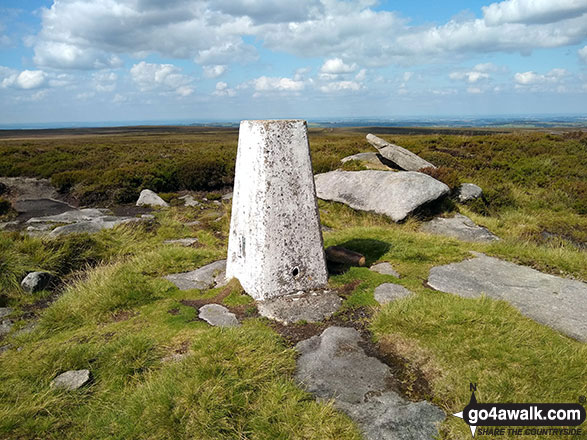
[226,120,328,301]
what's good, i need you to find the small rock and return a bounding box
[457,183,483,202]
[136,189,169,208]
[257,290,342,325]
[165,260,227,290]
[141,214,155,220]
[221,192,233,200]
[0,308,13,319]
[420,213,499,243]
[0,319,13,337]
[198,304,239,327]
[51,369,91,390]
[21,271,55,293]
[179,194,200,207]
[374,283,413,305]
[163,238,198,247]
[369,262,400,278]
[184,220,201,227]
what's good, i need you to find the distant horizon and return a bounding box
[1,113,586,131]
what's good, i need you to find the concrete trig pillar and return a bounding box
[226,120,328,301]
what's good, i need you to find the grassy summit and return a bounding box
[0,127,585,439]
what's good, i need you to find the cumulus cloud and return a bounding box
[252,76,305,93]
[579,45,587,62]
[1,69,47,89]
[130,61,194,96]
[482,0,587,26]
[213,81,236,96]
[213,0,322,24]
[450,71,490,83]
[203,65,227,78]
[319,80,361,93]
[514,68,569,85]
[320,58,357,74]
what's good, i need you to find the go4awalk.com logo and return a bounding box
[452,384,586,437]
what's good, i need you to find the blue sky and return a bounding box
[0,0,586,124]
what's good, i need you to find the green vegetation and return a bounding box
[0,127,585,439]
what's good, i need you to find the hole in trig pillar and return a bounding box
[292,267,300,277]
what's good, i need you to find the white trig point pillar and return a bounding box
[226,120,328,301]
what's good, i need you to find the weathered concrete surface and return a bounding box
[51,369,91,390]
[457,183,483,203]
[314,170,450,222]
[296,327,444,440]
[165,260,228,291]
[21,271,55,293]
[136,189,169,207]
[257,290,342,324]
[374,283,413,305]
[428,252,587,342]
[366,134,435,171]
[420,214,499,243]
[227,120,328,300]
[370,262,400,278]
[198,304,239,327]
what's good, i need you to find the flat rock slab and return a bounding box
[314,170,449,222]
[198,304,239,327]
[14,199,75,221]
[420,214,499,243]
[366,134,435,172]
[257,290,342,325]
[340,152,393,170]
[370,262,400,278]
[428,252,587,342]
[296,327,444,440]
[165,260,228,291]
[163,238,198,246]
[374,283,413,305]
[51,369,91,390]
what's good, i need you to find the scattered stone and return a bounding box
[420,213,499,243]
[136,189,169,208]
[0,319,13,337]
[296,327,444,440]
[428,252,587,342]
[165,260,228,291]
[198,304,239,327]
[21,271,55,293]
[370,262,400,278]
[51,369,91,390]
[374,283,413,305]
[221,192,233,200]
[340,152,393,170]
[366,133,435,171]
[0,308,13,319]
[457,183,483,203]
[314,170,450,222]
[184,220,201,227]
[141,214,155,220]
[179,194,200,207]
[257,290,342,325]
[0,221,19,231]
[163,238,199,247]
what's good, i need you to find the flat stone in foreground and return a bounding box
[428,252,587,342]
[374,283,413,305]
[198,304,239,327]
[295,327,444,440]
[420,214,499,243]
[257,290,342,325]
[314,170,449,222]
[165,260,227,291]
[370,262,400,278]
[51,369,91,390]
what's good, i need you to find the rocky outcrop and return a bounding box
[420,214,499,243]
[296,327,445,440]
[314,170,450,222]
[136,189,169,207]
[366,134,435,171]
[428,252,587,342]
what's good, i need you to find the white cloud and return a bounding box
[1,69,47,89]
[319,80,361,93]
[93,71,117,92]
[203,65,227,79]
[482,0,587,26]
[320,58,357,74]
[130,61,194,96]
[252,76,305,93]
[213,0,322,24]
[467,87,483,94]
[355,69,367,81]
[213,81,236,97]
[449,71,490,83]
[579,45,587,62]
[514,68,569,85]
